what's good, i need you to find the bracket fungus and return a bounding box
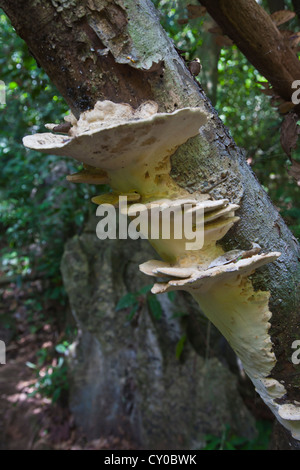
[66,165,110,185]
[139,230,300,440]
[23,100,208,199]
[23,100,300,440]
[119,197,240,265]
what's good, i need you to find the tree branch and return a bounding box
[199,0,300,113]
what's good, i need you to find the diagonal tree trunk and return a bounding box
[1,0,299,449]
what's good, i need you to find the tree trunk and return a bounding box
[1,0,299,448]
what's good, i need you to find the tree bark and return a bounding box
[199,0,300,113]
[1,0,299,448]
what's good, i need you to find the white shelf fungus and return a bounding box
[23,100,208,197]
[23,100,300,441]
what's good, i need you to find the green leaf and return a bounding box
[57,357,65,368]
[175,334,187,360]
[167,291,176,302]
[127,304,139,321]
[25,361,37,370]
[52,387,61,403]
[147,294,163,319]
[171,311,188,319]
[138,284,153,295]
[55,344,67,354]
[224,442,236,450]
[9,81,18,90]
[203,436,221,450]
[116,293,137,311]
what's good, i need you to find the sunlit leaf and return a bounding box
[26,361,37,369]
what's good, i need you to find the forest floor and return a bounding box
[0,278,135,450]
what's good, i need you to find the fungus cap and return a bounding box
[140,251,281,294]
[23,100,208,172]
[120,197,240,264]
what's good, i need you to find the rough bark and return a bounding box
[0,0,156,116]
[199,0,300,113]
[1,0,299,448]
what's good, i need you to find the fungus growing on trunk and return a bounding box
[23,100,299,441]
[23,100,208,199]
[139,237,300,440]
[67,165,109,185]
[120,197,240,264]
